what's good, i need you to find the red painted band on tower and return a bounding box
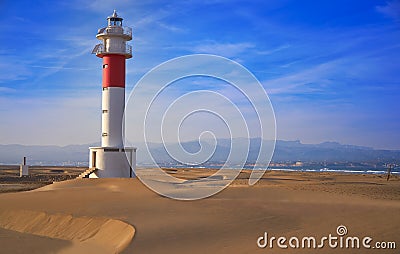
[102,54,126,88]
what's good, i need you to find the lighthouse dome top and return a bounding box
[96,10,132,41]
[107,10,123,26]
[93,10,132,58]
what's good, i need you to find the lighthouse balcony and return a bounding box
[92,43,132,58]
[96,26,132,40]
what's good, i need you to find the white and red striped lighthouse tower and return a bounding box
[89,10,136,178]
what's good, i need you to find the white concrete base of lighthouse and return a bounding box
[88,147,136,178]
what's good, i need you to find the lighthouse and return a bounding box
[88,10,136,178]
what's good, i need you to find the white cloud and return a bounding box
[63,0,134,13]
[263,60,340,95]
[0,87,16,93]
[0,61,32,83]
[255,44,291,55]
[376,0,400,21]
[192,42,255,58]
[157,22,186,33]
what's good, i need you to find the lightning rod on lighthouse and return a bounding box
[88,10,136,178]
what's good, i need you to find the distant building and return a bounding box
[20,157,29,177]
[295,161,303,167]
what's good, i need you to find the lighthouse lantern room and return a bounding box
[89,10,136,178]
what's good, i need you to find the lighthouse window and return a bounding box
[102,110,108,113]
[103,64,108,69]
[102,132,108,137]
[108,18,122,27]
[104,148,119,152]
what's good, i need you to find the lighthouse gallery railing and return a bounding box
[92,43,132,56]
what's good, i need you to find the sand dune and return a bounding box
[0,169,398,253]
[0,210,134,254]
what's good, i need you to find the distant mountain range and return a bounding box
[1,139,399,165]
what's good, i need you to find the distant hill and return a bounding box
[0,139,399,165]
[136,139,400,164]
[0,143,99,165]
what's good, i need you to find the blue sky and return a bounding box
[0,0,399,149]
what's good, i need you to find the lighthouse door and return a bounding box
[92,151,97,168]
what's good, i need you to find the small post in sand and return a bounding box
[386,164,393,181]
[19,156,29,177]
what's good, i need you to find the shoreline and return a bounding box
[0,166,398,194]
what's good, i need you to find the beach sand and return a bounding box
[0,169,399,253]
